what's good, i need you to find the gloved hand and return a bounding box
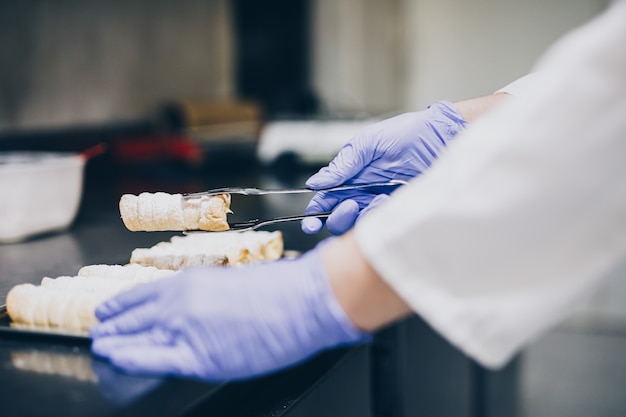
[90,245,367,381]
[302,100,468,235]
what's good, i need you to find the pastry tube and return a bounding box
[129,230,283,269]
[32,291,51,328]
[41,276,136,296]
[77,264,177,282]
[130,249,228,270]
[119,192,231,232]
[6,284,104,332]
[262,235,284,261]
[7,266,177,333]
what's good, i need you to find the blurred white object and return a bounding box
[257,119,378,164]
[0,152,85,243]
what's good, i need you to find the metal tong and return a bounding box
[182,179,407,199]
[183,179,408,232]
[212,212,332,232]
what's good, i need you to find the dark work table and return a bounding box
[0,159,520,417]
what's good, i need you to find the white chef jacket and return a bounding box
[355,2,626,369]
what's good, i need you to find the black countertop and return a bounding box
[0,162,374,417]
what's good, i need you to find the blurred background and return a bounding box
[0,0,612,154]
[0,1,624,416]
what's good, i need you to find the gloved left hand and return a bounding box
[303,101,468,235]
[90,245,367,381]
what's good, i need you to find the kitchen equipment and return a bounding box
[182,179,408,199]
[0,151,87,243]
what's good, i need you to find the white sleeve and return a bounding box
[355,3,626,369]
[494,72,544,97]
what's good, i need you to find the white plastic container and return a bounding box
[0,152,85,243]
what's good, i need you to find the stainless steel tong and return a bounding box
[183,179,408,232]
[182,179,408,199]
[210,212,332,232]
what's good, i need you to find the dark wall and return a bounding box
[232,0,318,119]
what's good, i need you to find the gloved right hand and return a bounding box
[302,100,468,235]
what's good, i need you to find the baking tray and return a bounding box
[0,303,91,342]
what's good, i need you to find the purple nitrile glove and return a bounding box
[302,100,468,235]
[90,245,368,382]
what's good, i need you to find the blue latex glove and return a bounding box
[90,246,367,381]
[302,100,468,235]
